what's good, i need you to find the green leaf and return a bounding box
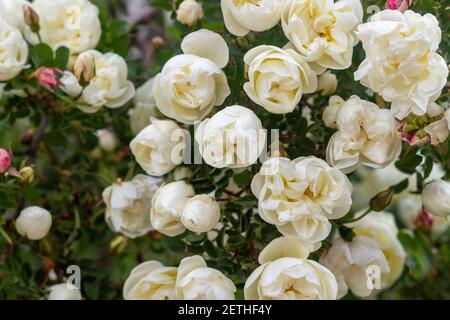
[30,43,54,67]
[162,236,186,253]
[54,46,70,69]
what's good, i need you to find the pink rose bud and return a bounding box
[0,148,12,174]
[414,208,434,233]
[36,67,60,89]
[386,0,412,12]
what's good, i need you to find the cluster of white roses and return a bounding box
[0,0,135,113]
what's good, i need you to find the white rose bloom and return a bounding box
[423,103,450,145]
[0,0,28,31]
[153,30,231,124]
[150,181,195,237]
[129,78,158,134]
[181,195,221,233]
[282,0,363,73]
[251,157,352,242]
[258,236,319,265]
[48,283,82,300]
[350,211,406,288]
[322,95,345,128]
[15,206,52,240]
[245,257,338,300]
[176,0,203,27]
[26,0,101,54]
[422,180,450,217]
[221,0,284,36]
[325,96,401,173]
[175,255,236,300]
[0,19,28,81]
[130,119,186,177]
[123,261,177,300]
[60,71,82,97]
[355,10,448,119]
[317,71,338,96]
[102,175,162,238]
[77,50,135,113]
[320,236,389,299]
[243,45,317,114]
[195,105,266,168]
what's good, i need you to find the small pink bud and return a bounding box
[36,67,60,89]
[0,148,12,174]
[386,0,412,12]
[414,208,434,233]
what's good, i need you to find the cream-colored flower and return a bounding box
[103,175,162,238]
[175,255,236,300]
[282,0,363,73]
[153,29,230,124]
[243,45,317,114]
[195,105,266,168]
[423,103,450,145]
[422,180,450,217]
[48,283,82,300]
[96,129,118,153]
[245,257,338,300]
[176,0,203,27]
[445,109,450,131]
[0,19,28,81]
[15,206,52,240]
[26,0,101,54]
[251,156,352,242]
[60,71,82,97]
[355,10,448,119]
[0,0,28,31]
[129,78,159,135]
[325,95,401,173]
[150,181,195,237]
[258,236,319,264]
[317,71,338,96]
[221,0,285,36]
[320,236,389,299]
[77,50,135,112]
[123,261,177,300]
[181,195,221,233]
[350,211,406,289]
[130,119,186,177]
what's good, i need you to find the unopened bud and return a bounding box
[0,148,12,174]
[386,0,412,12]
[19,166,34,184]
[151,36,164,49]
[36,67,60,89]
[23,5,40,33]
[370,188,395,212]
[73,54,96,86]
[414,208,434,233]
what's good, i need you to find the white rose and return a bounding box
[282,0,363,73]
[245,257,338,300]
[195,105,266,168]
[322,95,345,128]
[77,50,135,113]
[103,175,162,238]
[350,211,406,288]
[48,283,82,300]
[422,180,450,217]
[325,95,401,173]
[0,0,28,31]
[423,103,450,145]
[123,261,177,300]
[129,78,158,134]
[355,10,448,119]
[251,156,352,243]
[59,71,82,97]
[317,71,338,96]
[258,236,319,265]
[0,19,28,81]
[15,206,52,240]
[176,0,203,27]
[130,119,186,176]
[150,181,195,237]
[153,29,231,124]
[96,129,118,153]
[221,0,284,36]
[26,0,101,54]
[243,45,317,114]
[320,236,389,299]
[175,255,236,300]
[181,195,221,233]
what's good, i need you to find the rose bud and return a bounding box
[176,0,203,27]
[0,148,12,174]
[386,0,412,12]
[414,209,434,233]
[422,180,450,217]
[151,36,164,49]
[23,4,40,33]
[73,54,96,86]
[36,67,60,89]
[19,166,34,184]
[15,206,53,240]
[181,194,221,233]
[317,71,338,96]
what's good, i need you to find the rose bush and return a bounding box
[0,0,448,301]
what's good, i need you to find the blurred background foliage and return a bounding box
[0,0,449,299]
